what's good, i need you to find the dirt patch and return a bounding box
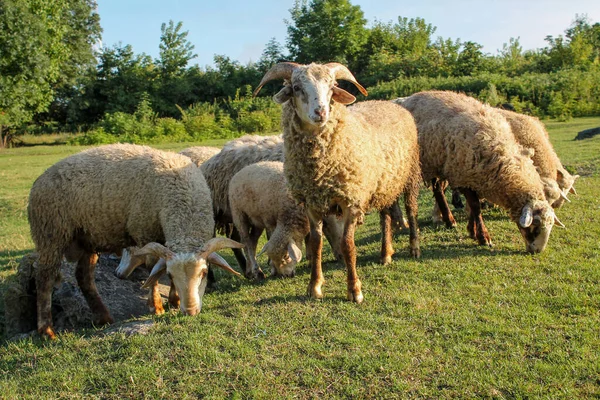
[3,253,169,339]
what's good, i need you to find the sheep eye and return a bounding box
[293,85,301,92]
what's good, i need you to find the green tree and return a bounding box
[68,43,156,124]
[158,20,197,77]
[0,0,99,146]
[286,0,367,66]
[257,37,286,72]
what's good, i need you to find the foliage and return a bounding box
[369,67,600,118]
[0,0,100,146]
[286,0,368,66]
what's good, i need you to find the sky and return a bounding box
[97,0,600,68]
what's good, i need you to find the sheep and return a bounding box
[199,134,344,276]
[254,62,421,303]
[28,143,243,339]
[412,106,574,230]
[496,108,578,207]
[229,161,310,279]
[400,90,563,253]
[179,146,221,166]
[116,145,221,292]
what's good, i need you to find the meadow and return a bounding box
[0,117,599,398]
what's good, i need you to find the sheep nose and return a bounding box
[314,107,326,119]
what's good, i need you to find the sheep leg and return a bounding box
[379,208,395,265]
[342,208,363,303]
[431,178,457,228]
[229,226,248,270]
[147,281,165,315]
[75,252,114,326]
[460,188,493,247]
[390,199,409,230]
[405,177,421,258]
[35,259,61,339]
[306,211,325,299]
[247,225,266,280]
[451,189,464,209]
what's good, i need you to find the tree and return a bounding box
[455,41,485,76]
[0,0,99,146]
[286,0,367,66]
[257,37,286,72]
[158,20,197,77]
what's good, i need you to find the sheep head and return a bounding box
[517,200,564,254]
[258,238,302,278]
[139,238,243,315]
[254,62,368,128]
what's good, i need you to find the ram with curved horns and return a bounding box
[254,62,422,303]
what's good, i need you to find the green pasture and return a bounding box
[0,118,599,398]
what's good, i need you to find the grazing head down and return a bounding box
[138,238,243,315]
[517,200,563,254]
[253,62,368,127]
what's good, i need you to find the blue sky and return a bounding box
[97,0,600,68]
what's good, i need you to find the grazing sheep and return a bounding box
[497,108,578,207]
[200,134,344,273]
[401,91,563,253]
[116,145,221,295]
[179,146,221,166]
[229,161,309,279]
[28,144,243,339]
[254,62,421,303]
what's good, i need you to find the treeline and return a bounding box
[1,0,600,146]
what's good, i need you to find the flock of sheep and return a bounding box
[27,62,577,339]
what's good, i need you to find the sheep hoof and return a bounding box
[245,268,266,281]
[381,255,393,265]
[307,282,324,299]
[347,280,363,303]
[410,248,421,258]
[38,325,57,340]
[347,289,364,304]
[93,313,114,326]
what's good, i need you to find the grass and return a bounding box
[0,119,599,398]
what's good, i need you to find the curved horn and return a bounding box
[519,204,533,228]
[206,252,242,277]
[253,62,301,97]
[560,191,571,203]
[142,258,167,289]
[137,242,175,260]
[197,237,245,259]
[115,247,146,279]
[553,213,566,228]
[324,62,368,96]
[569,186,577,196]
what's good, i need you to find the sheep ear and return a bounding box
[519,204,533,228]
[273,86,293,104]
[332,86,356,105]
[141,258,167,289]
[205,252,242,277]
[288,241,302,264]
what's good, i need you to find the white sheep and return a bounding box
[179,146,221,166]
[200,134,344,274]
[401,91,563,253]
[28,144,243,339]
[254,62,421,303]
[229,161,309,278]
